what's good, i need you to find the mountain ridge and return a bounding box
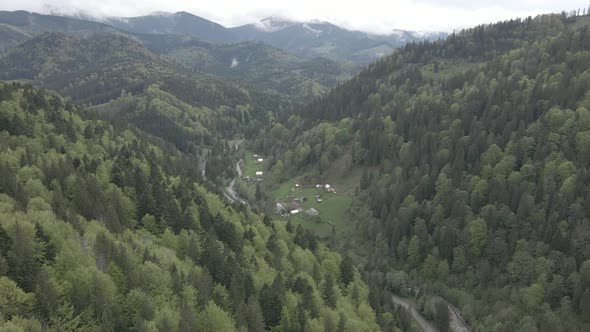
[98,11,447,64]
[0,11,354,99]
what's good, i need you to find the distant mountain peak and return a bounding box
[301,23,323,36]
[148,11,174,16]
[254,16,296,32]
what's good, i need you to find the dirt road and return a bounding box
[391,295,471,332]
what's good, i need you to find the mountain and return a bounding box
[0,32,290,109]
[253,13,590,331]
[0,81,384,331]
[0,10,127,52]
[139,33,355,97]
[230,17,447,64]
[0,11,354,98]
[105,11,234,43]
[100,11,447,64]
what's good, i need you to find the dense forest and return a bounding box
[3,5,590,332]
[0,82,394,331]
[0,10,355,100]
[253,12,590,331]
[0,32,290,109]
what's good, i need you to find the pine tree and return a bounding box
[255,182,263,201]
[339,255,354,286]
[260,282,283,328]
[322,276,337,308]
[7,222,43,292]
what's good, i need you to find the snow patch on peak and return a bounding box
[253,16,295,32]
[149,11,174,16]
[302,23,322,36]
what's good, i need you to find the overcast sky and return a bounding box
[1,0,588,33]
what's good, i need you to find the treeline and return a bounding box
[0,32,292,113]
[0,83,387,331]
[255,14,590,331]
[294,13,575,123]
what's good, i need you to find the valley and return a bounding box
[1,4,590,332]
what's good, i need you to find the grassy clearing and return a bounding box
[242,149,264,178]
[271,180,353,238]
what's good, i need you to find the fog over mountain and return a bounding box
[101,11,447,64]
[1,0,587,32]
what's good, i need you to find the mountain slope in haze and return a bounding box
[0,11,354,98]
[254,13,590,331]
[0,32,290,110]
[230,17,447,64]
[0,82,385,331]
[102,11,447,65]
[106,11,234,43]
[140,33,356,97]
[0,10,127,52]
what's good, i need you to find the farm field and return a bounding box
[271,180,353,238]
[242,149,264,178]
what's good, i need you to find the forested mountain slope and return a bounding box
[103,11,446,65]
[0,11,353,99]
[0,32,289,109]
[254,13,590,331]
[0,82,388,331]
[229,18,446,65]
[137,33,355,98]
[0,10,126,52]
[105,11,234,44]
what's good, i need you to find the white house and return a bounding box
[257,158,264,163]
[276,203,286,214]
[256,171,263,177]
[306,208,319,216]
[325,184,331,189]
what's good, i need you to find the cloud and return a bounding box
[230,58,239,68]
[1,0,588,33]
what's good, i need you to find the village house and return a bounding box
[276,203,286,214]
[306,208,319,216]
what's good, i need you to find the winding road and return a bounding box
[222,139,249,205]
[392,295,439,332]
[223,159,248,205]
[199,138,248,205]
[391,295,471,332]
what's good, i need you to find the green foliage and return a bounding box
[0,276,33,321]
[257,13,590,331]
[156,36,355,98]
[0,32,290,113]
[0,83,380,330]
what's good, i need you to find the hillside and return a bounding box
[230,17,446,65]
[106,11,234,43]
[254,13,590,331]
[102,11,446,65]
[0,10,126,52]
[138,33,356,97]
[0,32,289,110]
[0,82,387,331]
[0,11,353,99]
